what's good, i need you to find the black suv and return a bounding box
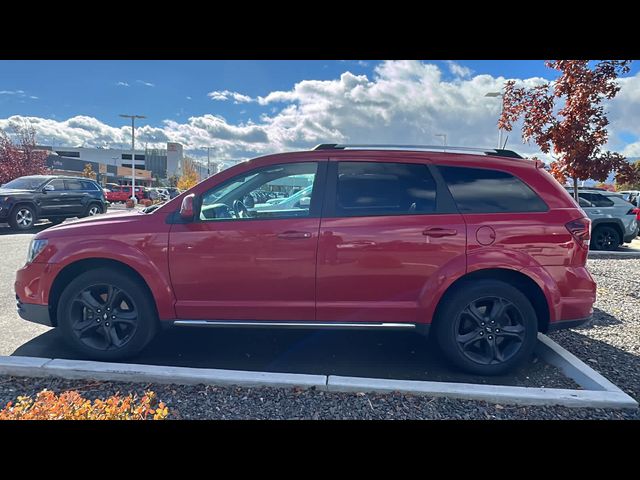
[0,175,107,230]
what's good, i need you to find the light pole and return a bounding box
[119,114,146,203]
[485,91,504,149]
[434,133,447,147]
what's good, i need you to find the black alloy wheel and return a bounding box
[590,226,620,251]
[58,268,157,360]
[69,284,138,351]
[454,297,525,365]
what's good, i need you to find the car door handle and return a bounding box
[423,228,458,237]
[278,231,312,239]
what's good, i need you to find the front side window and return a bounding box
[439,166,548,213]
[199,162,318,221]
[47,179,65,191]
[335,162,437,217]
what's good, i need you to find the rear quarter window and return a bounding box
[438,166,548,214]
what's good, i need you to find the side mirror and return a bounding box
[180,193,196,220]
[43,184,55,193]
[299,196,311,207]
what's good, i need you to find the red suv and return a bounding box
[15,145,596,375]
[105,185,145,203]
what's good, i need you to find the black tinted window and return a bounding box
[65,179,84,190]
[336,162,437,216]
[80,180,98,190]
[439,166,547,213]
[579,192,614,207]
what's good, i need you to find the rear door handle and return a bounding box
[423,228,457,237]
[278,231,312,239]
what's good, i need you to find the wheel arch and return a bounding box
[48,258,159,327]
[591,219,624,242]
[431,268,551,333]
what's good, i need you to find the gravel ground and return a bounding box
[1,257,639,419]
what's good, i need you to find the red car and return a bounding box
[15,145,596,375]
[105,185,145,203]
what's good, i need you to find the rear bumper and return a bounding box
[16,296,52,327]
[547,316,591,332]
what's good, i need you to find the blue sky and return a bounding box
[1,60,639,164]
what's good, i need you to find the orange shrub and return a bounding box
[0,389,169,420]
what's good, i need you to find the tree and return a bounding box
[0,125,49,185]
[82,163,97,180]
[616,160,640,190]
[499,60,634,200]
[177,158,199,190]
[167,174,179,188]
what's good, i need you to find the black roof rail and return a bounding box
[312,144,524,159]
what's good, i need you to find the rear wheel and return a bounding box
[82,203,103,217]
[9,205,36,230]
[434,280,538,376]
[590,225,620,251]
[57,268,157,361]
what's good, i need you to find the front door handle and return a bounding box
[278,231,312,239]
[423,228,457,237]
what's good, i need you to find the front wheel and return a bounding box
[57,268,157,361]
[434,280,538,376]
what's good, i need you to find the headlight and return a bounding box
[26,239,48,264]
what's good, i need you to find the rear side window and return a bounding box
[579,192,614,207]
[438,166,547,213]
[65,179,84,190]
[336,162,437,216]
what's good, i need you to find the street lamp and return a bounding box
[434,133,447,148]
[119,114,146,203]
[203,147,215,177]
[485,91,504,149]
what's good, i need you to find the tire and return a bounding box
[9,204,36,230]
[81,203,103,218]
[57,268,158,361]
[434,280,538,376]
[590,225,621,251]
[49,218,65,225]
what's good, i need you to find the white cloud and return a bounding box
[3,60,639,164]
[446,61,473,78]
[208,90,253,104]
[116,81,130,87]
[186,96,192,100]
[0,90,25,95]
[136,80,155,87]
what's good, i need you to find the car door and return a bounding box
[316,159,466,324]
[168,160,327,321]
[38,179,68,217]
[63,179,90,216]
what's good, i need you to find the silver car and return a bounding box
[571,188,639,251]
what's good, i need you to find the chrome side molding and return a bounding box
[173,320,416,330]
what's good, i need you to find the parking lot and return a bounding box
[2,221,640,418]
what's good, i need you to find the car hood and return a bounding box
[36,210,150,238]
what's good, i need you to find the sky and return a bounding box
[1,60,639,166]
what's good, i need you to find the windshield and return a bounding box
[2,177,48,190]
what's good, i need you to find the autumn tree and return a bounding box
[0,125,49,185]
[82,163,97,180]
[499,60,636,200]
[177,157,199,190]
[616,160,640,190]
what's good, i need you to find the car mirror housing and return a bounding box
[180,194,196,220]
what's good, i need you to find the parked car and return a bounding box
[566,187,638,250]
[16,144,597,375]
[104,185,145,203]
[1,175,106,230]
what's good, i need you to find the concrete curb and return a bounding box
[0,334,637,410]
[589,250,640,258]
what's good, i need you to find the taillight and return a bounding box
[565,218,591,249]
[626,208,637,215]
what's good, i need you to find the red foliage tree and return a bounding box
[498,60,636,199]
[0,125,49,185]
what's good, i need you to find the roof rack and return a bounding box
[313,144,524,159]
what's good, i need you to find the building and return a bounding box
[36,142,184,186]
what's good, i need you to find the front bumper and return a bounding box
[16,295,52,326]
